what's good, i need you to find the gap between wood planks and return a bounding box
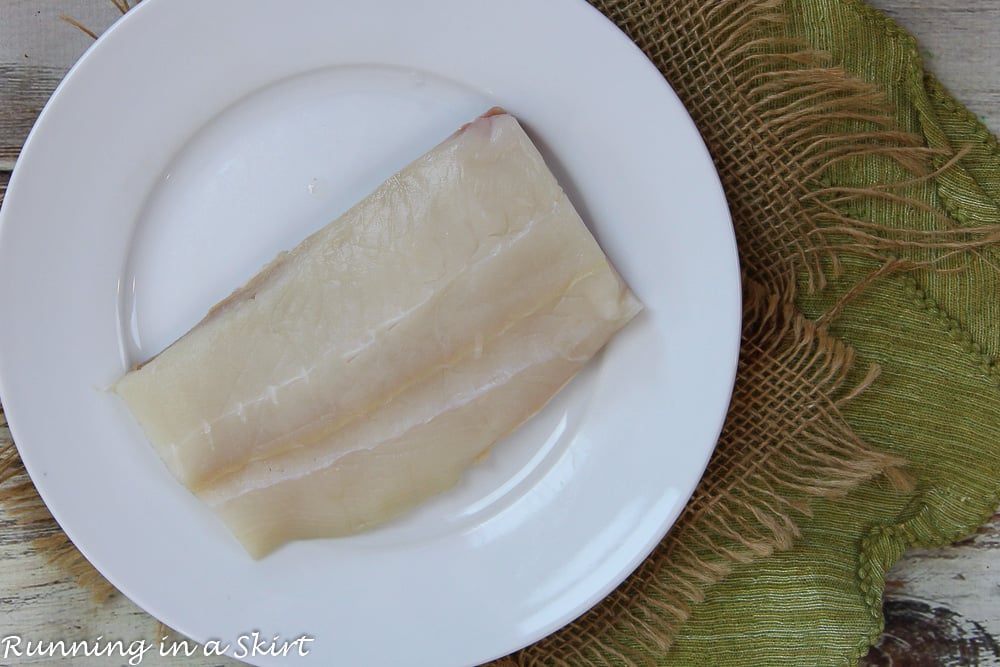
[0,64,66,166]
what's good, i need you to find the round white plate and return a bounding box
[0,1,739,665]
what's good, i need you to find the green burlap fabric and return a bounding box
[1,0,998,665]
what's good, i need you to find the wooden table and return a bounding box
[0,2,997,665]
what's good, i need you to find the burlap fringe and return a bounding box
[59,0,140,40]
[2,0,145,608]
[0,411,115,600]
[498,279,911,666]
[598,0,999,299]
[496,0,963,663]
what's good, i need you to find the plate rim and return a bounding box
[0,0,740,664]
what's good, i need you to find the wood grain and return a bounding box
[0,65,66,166]
[0,0,124,166]
[862,3,1000,661]
[0,1,997,160]
[861,515,1000,666]
[862,599,1000,666]
[871,0,1000,131]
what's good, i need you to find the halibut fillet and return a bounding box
[115,109,642,557]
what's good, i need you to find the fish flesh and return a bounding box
[115,108,642,557]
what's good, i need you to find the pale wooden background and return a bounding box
[0,1,997,665]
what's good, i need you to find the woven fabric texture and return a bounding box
[1,0,998,665]
[496,0,1000,664]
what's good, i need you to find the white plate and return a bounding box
[0,1,739,665]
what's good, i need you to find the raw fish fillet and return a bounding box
[115,109,642,557]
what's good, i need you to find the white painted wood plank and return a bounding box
[0,65,65,165]
[0,0,123,67]
[868,0,1000,131]
[862,514,1000,665]
[862,1,1000,657]
[0,0,998,163]
[0,426,238,665]
[0,1,126,165]
[890,516,1000,630]
[0,510,240,666]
